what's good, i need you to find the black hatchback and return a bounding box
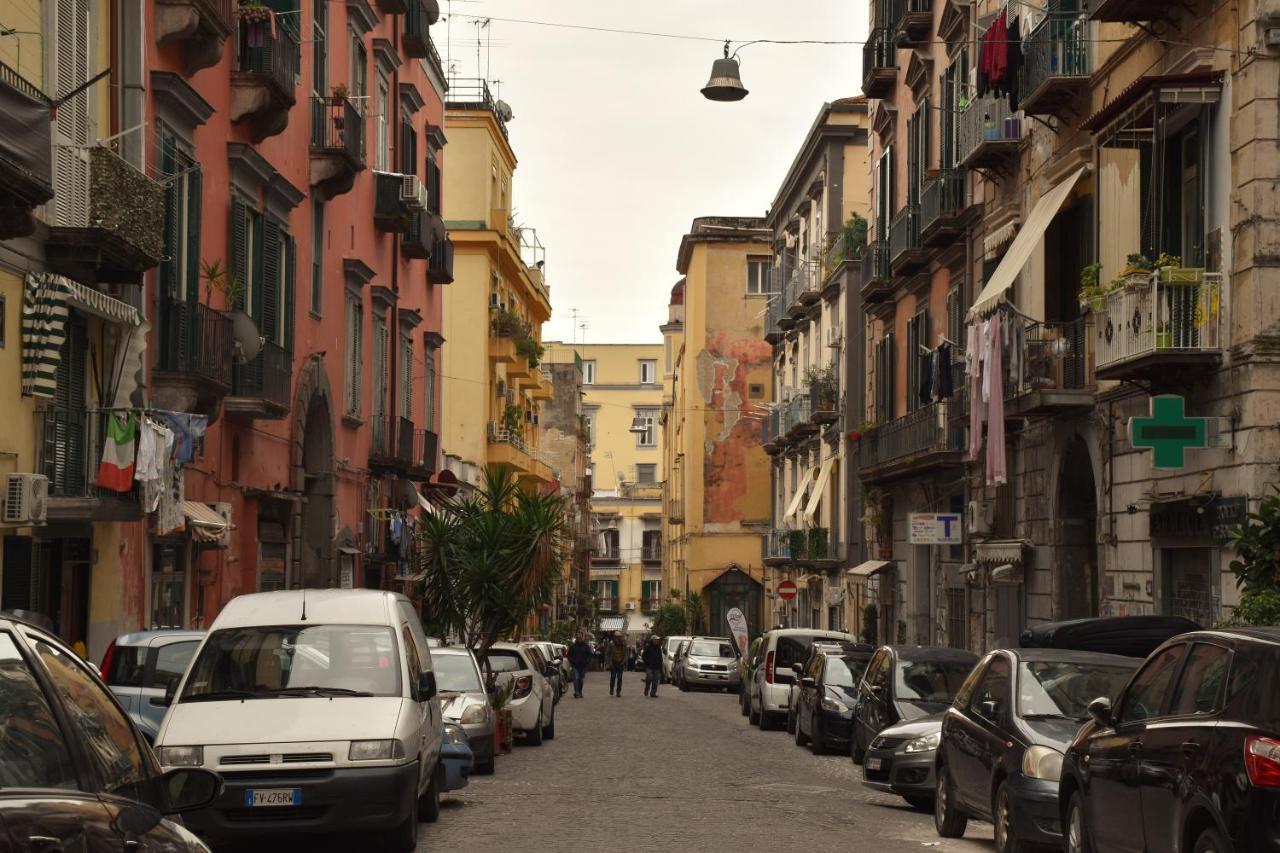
[792,641,875,755]
[0,611,223,851]
[1060,627,1280,853]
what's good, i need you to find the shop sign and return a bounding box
[1150,495,1247,541]
[1129,395,1210,469]
[909,513,963,545]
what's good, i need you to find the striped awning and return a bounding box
[183,501,229,544]
[599,616,625,632]
[64,279,140,326]
[21,273,71,398]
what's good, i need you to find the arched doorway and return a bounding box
[292,358,337,588]
[704,566,763,637]
[1058,437,1099,619]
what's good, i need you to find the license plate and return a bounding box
[866,758,882,771]
[245,788,301,807]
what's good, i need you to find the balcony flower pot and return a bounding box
[1156,327,1173,349]
[808,527,829,559]
[788,529,807,560]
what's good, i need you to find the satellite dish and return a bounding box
[393,478,420,510]
[495,100,514,122]
[229,310,263,364]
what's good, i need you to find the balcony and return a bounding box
[1003,317,1095,416]
[667,499,684,525]
[46,145,164,284]
[486,425,554,483]
[858,401,964,484]
[37,408,141,522]
[824,230,864,291]
[860,240,893,303]
[958,97,1023,172]
[230,15,299,142]
[889,205,928,275]
[640,597,661,614]
[1093,270,1223,380]
[763,529,792,566]
[374,171,422,231]
[0,63,53,240]
[785,260,822,318]
[152,298,233,418]
[445,78,510,140]
[1019,15,1090,116]
[592,543,621,565]
[408,428,439,480]
[765,289,787,344]
[891,0,933,43]
[862,28,898,99]
[154,0,232,76]
[596,597,618,614]
[309,96,364,200]
[428,232,454,284]
[1090,0,1164,22]
[786,393,816,440]
[642,543,662,564]
[370,415,415,473]
[761,407,786,455]
[920,169,967,247]
[226,341,292,419]
[403,0,441,57]
[810,384,840,426]
[764,528,841,566]
[402,210,432,259]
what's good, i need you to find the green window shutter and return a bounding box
[159,137,180,299]
[260,217,280,341]
[186,166,202,303]
[230,199,248,310]
[283,233,296,353]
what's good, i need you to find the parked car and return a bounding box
[1060,627,1280,853]
[101,628,205,743]
[439,723,474,793]
[155,589,445,852]
[677,636,740,692]
[1020,614,1200,658]
[793,641,876,754]
[431,645,495,774]
[933,648,1138,853]
[739,635,764,716]
[531,641,571,696]
[486,642,556,745]
[860,714,944,809]
[670,639,693,690]
[522,642,564,705]
[662,635,692,683]
[748,628,855,730]
[0,611,223,852]
[850,645,979,763]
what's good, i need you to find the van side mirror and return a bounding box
[1087,696,1113,728]
[791,663,804,675]
[417,671,437,701]
[979,699,999,719]
[161,767,223,815]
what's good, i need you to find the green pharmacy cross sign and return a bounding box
[1128,395,1209,469]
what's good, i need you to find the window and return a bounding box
[311,200,324,315]
[641,579,661,604]
[592,579,619,606]
[969,655,1010,719]
[1119,645,1185,724]
[372,313,388,422]
[906,309,929,413]
[876,147,895,239]
[157,130,201,303]
[425,153,441,214]
[1018,661,1136,719]
[151,543,185,629]
[907,98,930,207]
[874,332,895,422]
[639,359,657,385]
[349,31,367,112]
[0,632,78,790]
[400,334,413,419]
[634,408,657,447]
[636,463,656,484]
[583,412,595,447]
[597,529,620,559]
[152,641,199,690]
[749,383,764,399]
[747,257,773,295]
[344,294,363,417]
[1168,643,1231,716]
[311,0,327,97]
[582,360,597,385]
[423,347,436,431]
[399,115,417,176]
[231,201,294,350]
[374,75,389,171]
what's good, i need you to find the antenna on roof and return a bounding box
[301,587,308,622]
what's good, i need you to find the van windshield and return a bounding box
[180,625,401,701]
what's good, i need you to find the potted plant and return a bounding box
[808,526,829,559]
[515,333,544,369]
[805,364,839,411]
[1078,262,1105,312]
[1122,253,1155,289]
[488,679,515,754]
[1155,321,1173,350]
[236,1,272,23]
[490,305,521,338]
[788,529,808,560]
[501,403,522,434]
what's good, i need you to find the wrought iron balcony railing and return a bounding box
[231,340,292,410]
[156,298,233,389]
[957,96,1022,169]
[310,96,364,166]
[1093,270,1223,375]
[1019,13,1090,115]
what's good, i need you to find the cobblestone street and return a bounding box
[422,676,996,853]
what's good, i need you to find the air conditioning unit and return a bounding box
[827,325,843,348]
[624,601,636,611]
[4,474,48,526]
[486,420,498,438]
[399,174,427,210]
[967,499,994,535]
[504,389,515,406]
[489,292,501,307]
[497,380,506,396]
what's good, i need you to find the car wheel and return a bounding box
[904,795,934,811]
[994,781,1029,853]
[759,706,776,731]
[526,711,544,747]
[809,719,826,756]
[542,711,555,740]
[476,749,496,775]
[1066,792,1093,853]
[794,713,809,746]
[418,768,441,823]
[850,730,866,764]
[748,692,761,726]
[387,788,418,851]
[934,764,968,838]
[740,686,750,717]
[1193,825,1227,853]
[678,677,688,692]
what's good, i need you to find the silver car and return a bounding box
[678,637,741,691]
[102,629,205,743]
[431,645,496,774]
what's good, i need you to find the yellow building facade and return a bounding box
[441,100,554,489]
[544,341,663,636]
[661,218,774,635]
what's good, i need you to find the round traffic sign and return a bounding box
[777,580,798,601]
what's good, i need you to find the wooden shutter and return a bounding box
[52,318,88,494]
[426,156,440,214]
[372,315,386,420]
[423,348,436,428]
[230,199,248,310]
[53,0,90,227]
[259,218,280,342]
[186,165,202,303]
[159,137,180,298]
[400,335,412,418]
[283,233,296,352]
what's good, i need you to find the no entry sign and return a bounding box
[777,580,798,601]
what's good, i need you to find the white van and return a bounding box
[154,589,443,851]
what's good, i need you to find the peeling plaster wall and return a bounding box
[698,332,773,525]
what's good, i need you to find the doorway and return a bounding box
[1057,438,1099,619]
[300,393,335,587]
[704,567,762,637]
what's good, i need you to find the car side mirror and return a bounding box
[417,670,437,701]
[1087,696,1113,728]
[801,677,816,689]
[545,664,558,678]
[979,699,1000,719]
[161,767,223,815]
[791,663,804,675]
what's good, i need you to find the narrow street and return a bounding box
[422,681,996,853]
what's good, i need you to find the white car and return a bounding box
[661,635,692,683]
[486,642,556,745]
[155,589,444,851]
[748,628,855,730]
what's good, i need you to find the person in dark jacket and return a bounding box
[607,632,627,696]
[642,635,664,698]
[567,633,592,698]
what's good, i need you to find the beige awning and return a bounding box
[783,466,816,526]
[65,279,141,326]
[847,559,894,578]
[183,501,228,544]
[802,456,837,525]
[968,166,1089,319]
[974,539,1029,566]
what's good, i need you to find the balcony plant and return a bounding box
[236,1,272,23]
[501,402,522,434]
[805,364,839,411]
[808,527,829,559]
[788,528,808,560]
[515,332,544,368]
[490,305,522,338]
[1077,262,1105,312]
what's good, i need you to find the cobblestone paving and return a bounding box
[420,676,996,853]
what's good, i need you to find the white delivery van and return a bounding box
[154,589,442,851]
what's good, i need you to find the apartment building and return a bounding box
[760,98,872,634]
[859,0,1279,648]
[539,357,593,628]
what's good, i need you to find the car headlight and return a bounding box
[157,746,203,767]
[443,724,468,746]
[821,697,849,713]
[904,732,941,753]
[348,739,406,761]
[459,703,488,725]
[1022,745,1064,781]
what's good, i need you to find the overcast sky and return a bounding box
[438,1,867,344]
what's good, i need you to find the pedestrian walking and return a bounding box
[568,632,591,698]
[642,635,663,697]
[607,632,627,696]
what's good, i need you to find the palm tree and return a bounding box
[415,465,570,673]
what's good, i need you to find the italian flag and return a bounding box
[96,412,139,492]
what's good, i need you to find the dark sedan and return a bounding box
[850,645,978,764]
[793,642,874,755]
[861,714,944,809]
[1060,627,1280,853]
[933,648,1137,853]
